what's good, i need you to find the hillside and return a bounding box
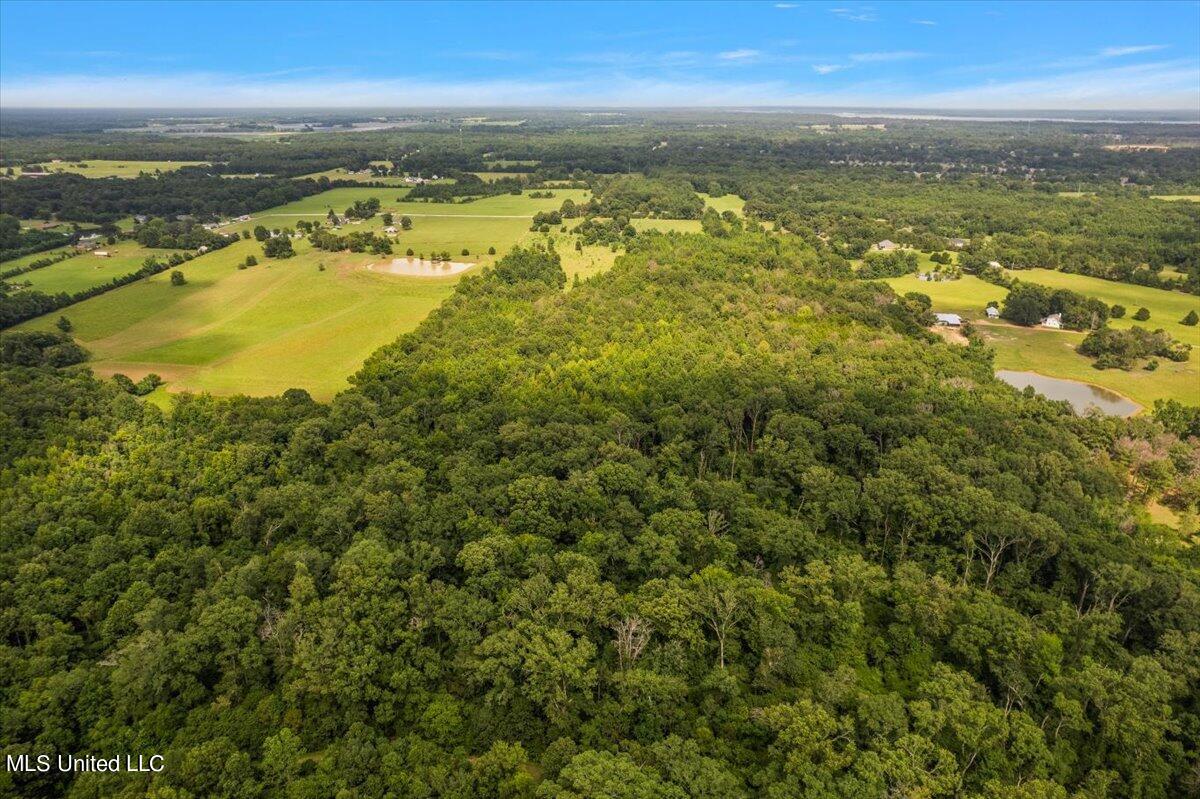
[2,233,1197,798]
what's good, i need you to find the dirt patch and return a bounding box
[930,325,969,346]
[368,257,474,277]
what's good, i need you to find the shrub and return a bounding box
[1133,307,1150,321]
[170,270,186,286]
[1182,310,1198,326]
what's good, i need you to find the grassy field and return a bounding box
[24,160,207,178]
[885,271,1200,407]
[1,244,75,270]
[473,172,525,181]
[11,187,717,400]
[14,242,179,295]
[885,274,1005,315]
[298,168,421,185]
[699,192,746,215]
[18,239,461,399]
[1015,269,1200,344]
[1151,195,1200,202]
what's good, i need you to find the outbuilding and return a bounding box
[985,306,1000,319]
[934,313,962,327]
[1041,313,1063,329]
[874,239,898,251]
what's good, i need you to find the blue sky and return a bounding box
[1,1,1198,109]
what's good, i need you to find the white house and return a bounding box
[874,239,898,251]
[92,250,110,258]
[985,306,1000,319]
[948,238,968,249]
[987,260,1002,269]
[934,313,962,327]
[384,226,397,234]
[1041,313,1063,329]
[197,245,209,253]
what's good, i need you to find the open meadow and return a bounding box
[14,187,624,399]
[22,160,208,178]
[13,241,178,295]
[18,238,461,399]
[886,270,1200,407]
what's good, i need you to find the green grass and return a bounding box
[18,239,461,399]
[631,218,703,234]
[1151,195,1200,202]
[1,244,75,270]
[981,324,1197,408]
[25,160,207,178]
[14,242,178,295]
[699,192,745,215]
[473,172,524,181]
[9,187,699,400]
[885,274,1006,316]
[885,270,1200,407]
[1015,269,1200,346]
[297,168,417,185]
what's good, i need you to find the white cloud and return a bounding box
[911,19,936,26]
[829,7,877,22]
[850,51,923,63]
[2,60,1196,111]
[1101,45,1167,57]
[774,3,798,8]
[719,49,761,61]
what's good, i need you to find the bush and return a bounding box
[263,236,295,259]
[1079,325,1190,369]
[170,270,186,286]
[1182,310,1198,326]
[488,246,496,255]
[56,316,72,332]
[1133,307,1150,321]
[1110,304,1126,318]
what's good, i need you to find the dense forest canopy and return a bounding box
[2,233,1197,798]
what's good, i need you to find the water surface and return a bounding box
[372,258,473,277]
[995,370,1140,417]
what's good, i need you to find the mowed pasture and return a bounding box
[699,192,746,215]
[24,160,207,178]
[885,270,1200,407]
[18,238,461,399]
[297,168,418,185]
[17,188,602,398]
[1,243,75,270]
[14,187,723,399]
[13,241,179,295]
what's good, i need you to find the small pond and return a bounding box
[371,258,473,277]
[995,370,1141,417]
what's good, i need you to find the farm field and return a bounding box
[1014,268,1200,344]
[1,243,74,271]
[886,271,1200,407]
[12,187,761,399]
[1151,195,1200,201]
[14,241,178,295]
[699,192,745,215]
[18,238,462,399]
[473,171,525,181]
[885,274,1005,316]
[23,159,207,177]
[298,168,418,185]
